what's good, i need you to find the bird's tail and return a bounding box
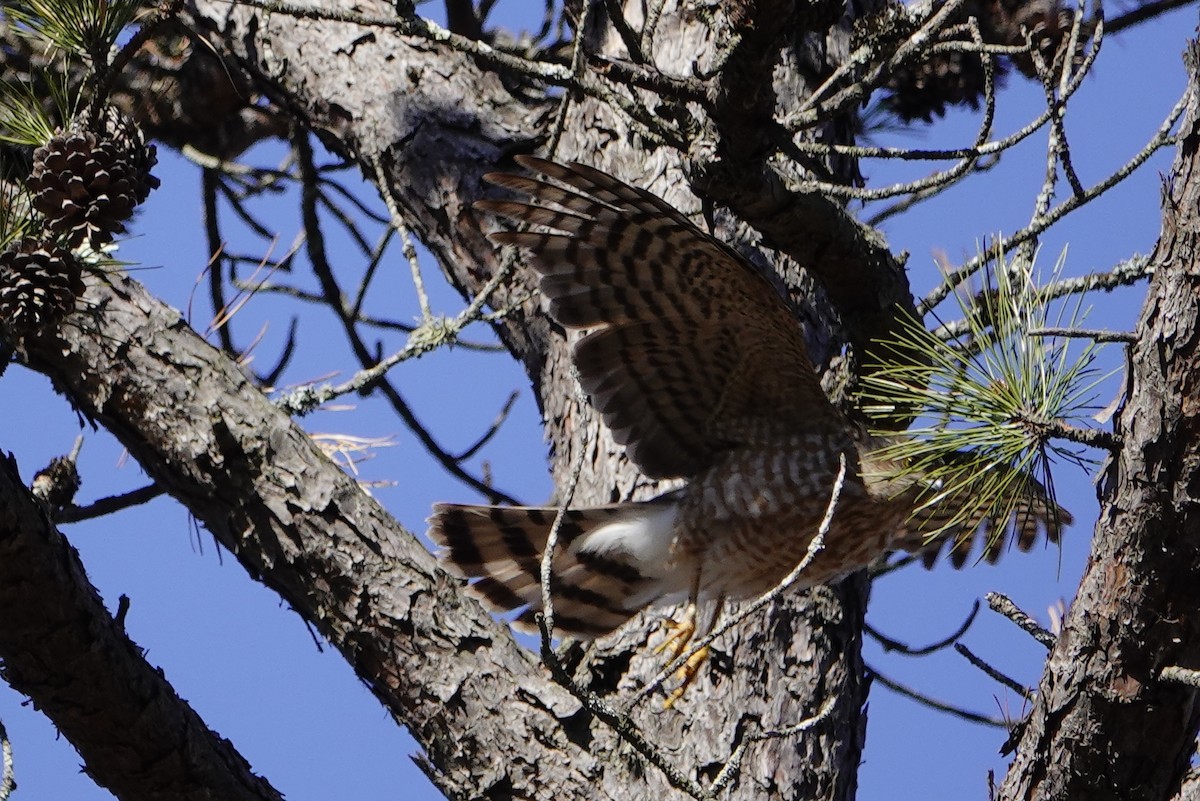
[427,500,679,638]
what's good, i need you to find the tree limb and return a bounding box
[0,451,284,801]
[17,275,599,800]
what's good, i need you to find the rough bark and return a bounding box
[0,452,283,801]
[14,275,601,800]
[998,42,1200,801]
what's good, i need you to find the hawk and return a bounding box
[428,157,1068,657]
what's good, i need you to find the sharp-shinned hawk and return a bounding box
[428,156,1068,643]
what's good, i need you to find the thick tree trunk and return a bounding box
[998,41,1200,801]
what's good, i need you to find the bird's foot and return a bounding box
[655,605,709,709]
[662,644,710,709]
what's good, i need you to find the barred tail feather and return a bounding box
[427,501,679,638]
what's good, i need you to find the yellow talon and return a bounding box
[655,606,697,658]
[655,603,710,709]
[662,644,710,709]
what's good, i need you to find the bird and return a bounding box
[428,156,1069,701]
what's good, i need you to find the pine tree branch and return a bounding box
[0,452,284,801]
[17,273,601,800]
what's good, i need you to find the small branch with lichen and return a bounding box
[922,82,1187,314]
[987,592,1055,649]
[273,265,514,415]
[1016,414,1120,452]
[1029,327,1137,344]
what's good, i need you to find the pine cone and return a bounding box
[0,238,84,337]
[26,122,160,249]
[884,51,999,122]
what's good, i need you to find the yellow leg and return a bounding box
[654,601,698,659]
[661,640,710,709]
[653,575,723,709]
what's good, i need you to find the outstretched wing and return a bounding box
[475,156,841,480]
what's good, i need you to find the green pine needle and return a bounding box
[0,179,34,251]
[860,248,1108,545]
[6,0,144,61]
[0,71,74,146]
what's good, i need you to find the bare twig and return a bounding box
[538,424,590,639]
[586,55,709,105]
[275,248,516,415]
[954,642,1034,699]
[1107,0,1198,35]
[707,696,838,796]
[866,599,980,656]
[602,0,646,63]
[986,592,1056,648]
[535,494,709,800]
[535,634,708,798]
[370,153,432,320]
[868,665,1012,728]
[231,278,504,350]
[453,390,520,461]
[288,134,517,503]
[55,483,164,524]
[865,154,1000,226]
[201,169,236,355]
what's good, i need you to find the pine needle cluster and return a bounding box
[860,249,1109,547]
[6,0,144,66]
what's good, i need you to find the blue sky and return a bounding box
[0,5,1194,800]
